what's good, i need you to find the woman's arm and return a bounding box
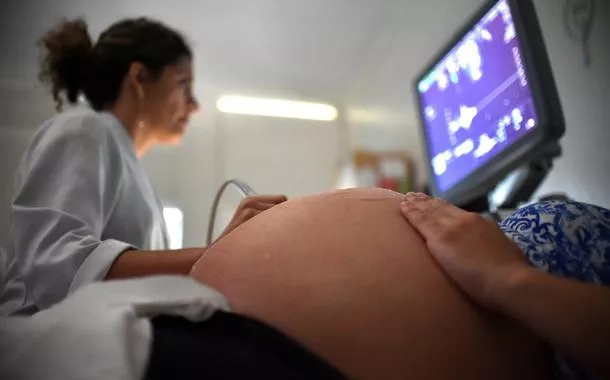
[105,248,205,279]
[105,194,288,280]
[400,193,610,379]
[499,267,610,379]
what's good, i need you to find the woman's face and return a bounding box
[141,57,199,144]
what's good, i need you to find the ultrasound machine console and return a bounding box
[414,0,565,215]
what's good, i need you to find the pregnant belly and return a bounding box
[191,188,548,380]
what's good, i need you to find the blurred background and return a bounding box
[0,0,609,248]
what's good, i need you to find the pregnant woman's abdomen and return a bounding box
[191,188,547,380]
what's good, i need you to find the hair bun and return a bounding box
[38,18,94,111]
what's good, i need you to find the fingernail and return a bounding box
[405,192,416,198]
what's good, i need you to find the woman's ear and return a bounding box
[126,62,148,102]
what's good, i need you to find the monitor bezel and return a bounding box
[413,0,565,206]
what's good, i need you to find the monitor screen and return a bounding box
[416,0,539,193]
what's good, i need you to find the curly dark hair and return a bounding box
[38,17,192,111]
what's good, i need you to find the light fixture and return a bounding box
[217,95,338,121]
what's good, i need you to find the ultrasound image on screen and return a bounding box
[417,0,539,192]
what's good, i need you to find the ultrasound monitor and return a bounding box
[414,0,565,209]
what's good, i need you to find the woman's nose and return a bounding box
[188,93,200,113]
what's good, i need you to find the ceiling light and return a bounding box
[217,95,338,121]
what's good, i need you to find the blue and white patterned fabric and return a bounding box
[500,200,610,380]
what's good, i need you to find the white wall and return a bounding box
[143,102,340,247]
[138,99,219,248]
[531,0,610,206]
[218,113,339,196]
[345,0,610,207]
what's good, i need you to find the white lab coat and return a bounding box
[0,107,170,315]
